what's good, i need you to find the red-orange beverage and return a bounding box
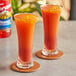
[41,5,61,51]
[14,13,38,64]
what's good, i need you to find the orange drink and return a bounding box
[41,5,62,56]
[14,13,38,69]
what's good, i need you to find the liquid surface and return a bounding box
[15,13,38,23]
[41,5,62,13]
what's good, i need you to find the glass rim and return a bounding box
[14,13,38,19]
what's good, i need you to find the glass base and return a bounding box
[42,48,59,56]
[11,61,40,72]
[17,60,33,69]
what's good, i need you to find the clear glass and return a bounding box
[14,13,38,69]
[41,1,63,56]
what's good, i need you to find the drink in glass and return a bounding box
[40,4,63,57]
[14,13,38,69]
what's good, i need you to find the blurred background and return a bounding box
[11,0,76,21]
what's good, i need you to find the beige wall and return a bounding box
[47,0,71,20]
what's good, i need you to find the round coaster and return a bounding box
[10,61,40,73]
[36,50,64,60]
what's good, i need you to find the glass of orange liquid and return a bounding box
[14,13,38,69]
[36,1,64,59]
[42,4,61,55]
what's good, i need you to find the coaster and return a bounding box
[36,50,64,60]
[10,61,40,73]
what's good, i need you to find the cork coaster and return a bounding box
[36,50,64,60]
[10,61,40,73]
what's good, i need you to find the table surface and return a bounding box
[0,21,76,76]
